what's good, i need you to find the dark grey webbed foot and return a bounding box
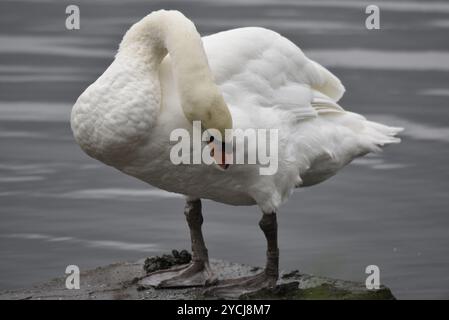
[204,212,280,298]
[203,270,277,298]
[139,260,217,288]
[139,198,217,289]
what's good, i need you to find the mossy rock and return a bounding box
[240,282,395,300]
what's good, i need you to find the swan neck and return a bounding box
[118,10,224,121]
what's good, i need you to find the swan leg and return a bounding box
[204,212,279,298]
[139,199,217,288]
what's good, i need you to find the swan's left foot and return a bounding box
[203,270,277,298]
[205,212,279,298]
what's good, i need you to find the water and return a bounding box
[1,0,449,299]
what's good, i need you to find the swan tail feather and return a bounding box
[312,95,403,157]
[363,120,403,151]
[340,113,403,155]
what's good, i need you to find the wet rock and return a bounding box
[0,251,396,300]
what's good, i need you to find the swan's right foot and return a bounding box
[139,260,217,288]
[139,198,216,289]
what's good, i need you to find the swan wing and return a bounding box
[202,27,345,120]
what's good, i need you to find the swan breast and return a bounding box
[71,59,160,167]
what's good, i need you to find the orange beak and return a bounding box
[208,141,232,170]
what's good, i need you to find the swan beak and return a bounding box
[208,141,232,171]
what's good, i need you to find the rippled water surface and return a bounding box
[1,0,449,299]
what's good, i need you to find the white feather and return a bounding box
[71,11,402,213]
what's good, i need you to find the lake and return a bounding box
[1,0,448,299]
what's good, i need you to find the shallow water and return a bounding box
[1,0,448,299]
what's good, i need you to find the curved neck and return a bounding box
[118,10,228,127]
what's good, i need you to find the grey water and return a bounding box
[1,0,449,299]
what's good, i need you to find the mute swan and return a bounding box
[71,10,402,295]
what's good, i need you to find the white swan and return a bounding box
[71,10,402,295]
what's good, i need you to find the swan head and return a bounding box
[182,86,233,171]
[186,90,232,136]
[202,101,233,171]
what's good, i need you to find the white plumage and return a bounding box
[71,10,402,292]
[71,11,402,213]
